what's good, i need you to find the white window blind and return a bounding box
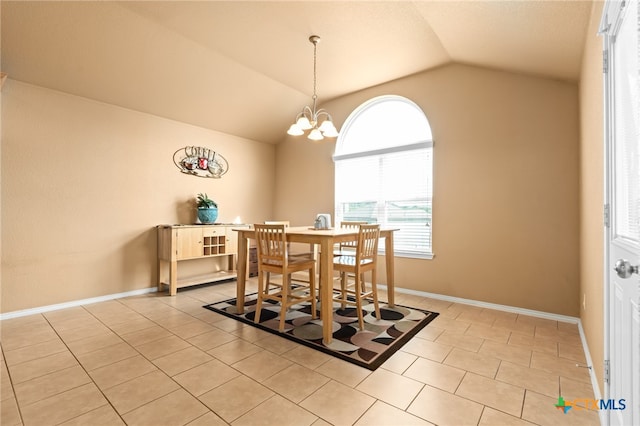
[335,143,433,257]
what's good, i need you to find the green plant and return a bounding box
[196,193,217,209]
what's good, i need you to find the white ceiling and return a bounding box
[1,1,594,144]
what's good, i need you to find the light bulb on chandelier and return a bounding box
[287,35,339,141]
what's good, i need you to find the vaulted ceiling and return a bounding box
[1,1,594,144]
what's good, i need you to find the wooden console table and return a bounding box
[157,224,248,295]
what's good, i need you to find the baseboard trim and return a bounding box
[0,287,158,321]
[392,286,580,323]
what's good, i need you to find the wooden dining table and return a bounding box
[233,226,397,344]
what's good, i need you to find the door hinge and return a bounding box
[603,49,609,74]
[604,359,610,384]
[604,203,611,228]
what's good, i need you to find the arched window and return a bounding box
[333,95,433,258]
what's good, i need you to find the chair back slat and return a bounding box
[254,224,288,266]
[339,221,368,249]
[356,224,380,265]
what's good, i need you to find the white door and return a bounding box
[602,1,640,425]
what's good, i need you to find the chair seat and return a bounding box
[333,256,373,267]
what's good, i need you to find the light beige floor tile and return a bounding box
[559,376,597,402]
[173,358,241,396]
[400,337,452,362]
[444,347,500,378]
[253,333,300,354]
[557,321,580,334]
[232,350,293,382]
[456,372,525,417]
[134,334,191,360]
[4,339,68,367]
[531,352,591,384]
[534,325,582,344]
[56,323,112,343]
[108,317,157,335]
[493,317,536,336]
[102,370,179,415]
[380,349,418,374]
[457,310,496,326]
[187,328,239,351]
[262,364,330,404]
[1,365,15,402]
[1,326,60,352]
[231,324,273,344]
[167,320,217,339]
[300,380,375,426]
[1,314,48,332]
[207,339,263,364]
[153,346,214,377]
[479,407,536,425]
[310,418,332,426]
[435,330,484,352]
[14,365,91,406]
[282,345,332,370]
[413,325,444,341]
[356,368,424,409]
[198,375,274,423]
[233,394,317,426]
[403,356,466,393]
[122,388,209,426]
[496,361,559,398]
[19,382,108,426]
[9,350,78,384]
[119,325,173,346]
[516,315,558,329]
[355,400,434,426]
[479,340,532,366]
[59,404,125,426]
[65,332,124,355]
[0,397,22,426]
[407,384,483,426]
[428,316,471,333]
[186,411,228,426]
[314,357,371,387]
[213,317,251,333]
[558,341,587,363]
[465,323,511,344]
[75,341,138,371]
[89,355,157,390]
[508,333,558,356]
[522,390,601,425]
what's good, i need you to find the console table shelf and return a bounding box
[157,224,247,295]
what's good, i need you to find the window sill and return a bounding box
[381,251,434,260]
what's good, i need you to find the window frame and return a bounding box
[333,95,434,259]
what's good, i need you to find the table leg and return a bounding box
[236,235,248,314]
[320,239,334,345]
[385,233,395,307]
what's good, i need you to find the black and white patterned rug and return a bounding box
[204,293,439,370]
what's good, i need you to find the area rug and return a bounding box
[203,293,439,370]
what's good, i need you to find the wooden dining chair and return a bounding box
[253,224,317,332]
[334,221,368,257]
[264,221,315,260]
[332,224,381,330]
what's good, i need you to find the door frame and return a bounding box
[600,1,637,425]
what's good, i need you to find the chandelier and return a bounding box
[287,35,339,141]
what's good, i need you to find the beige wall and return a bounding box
[277,63,581,316]
[1,81,275,313]
[579,0,605,391]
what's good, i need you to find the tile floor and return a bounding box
[1,280,600,426]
